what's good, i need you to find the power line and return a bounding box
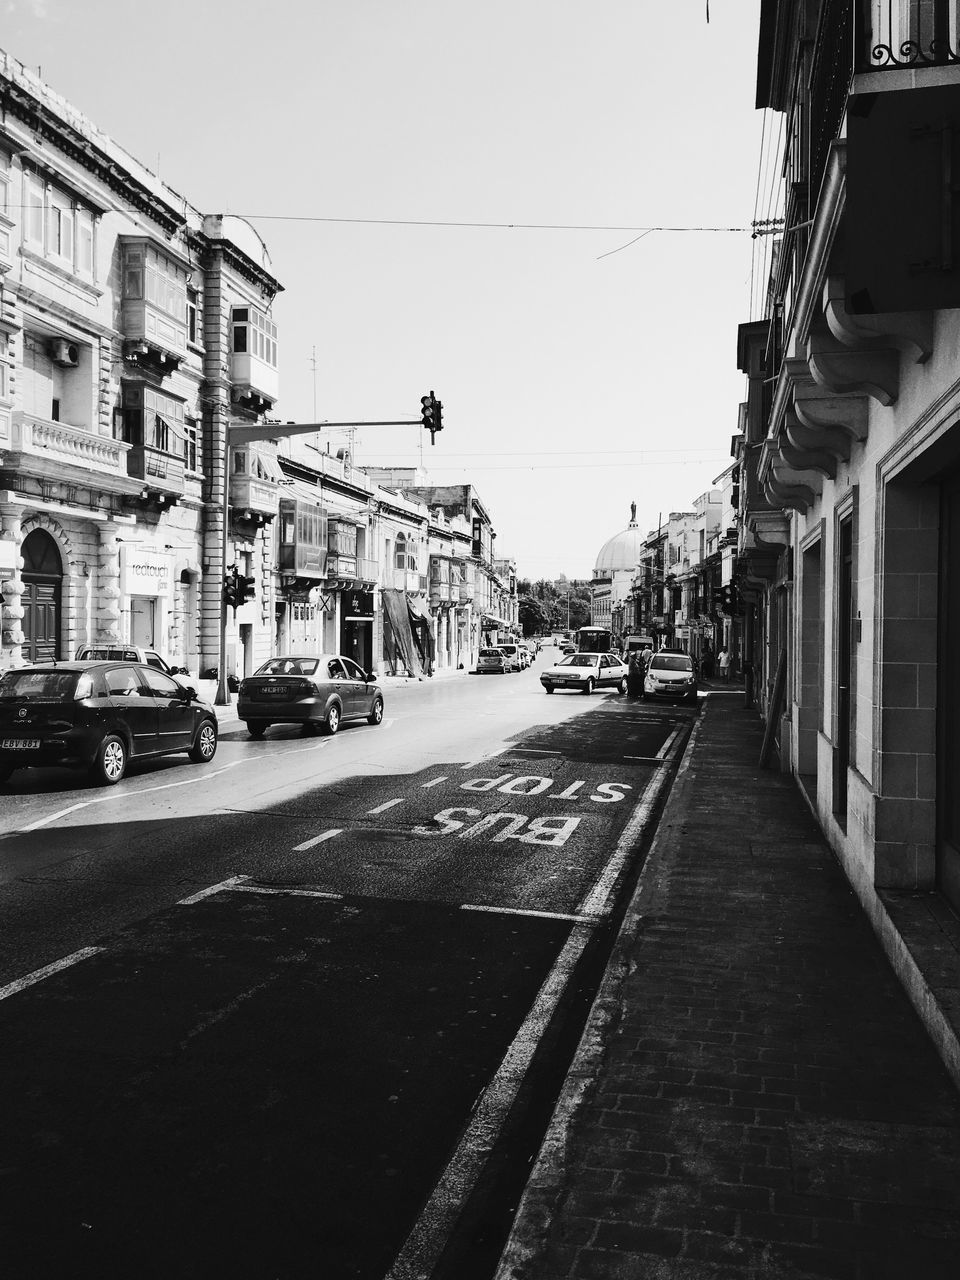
[233,213,754,234]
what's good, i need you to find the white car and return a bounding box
[643,652,698,703]
[540,652,628,695]
[497,643,523,672]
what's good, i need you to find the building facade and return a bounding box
[741,0,960,1082]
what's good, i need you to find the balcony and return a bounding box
[429,580,455,605]
[230,473,278,519]
[327,554,377,587]
[459,580,475,603]
[126,442,185,498]
[5,413,147,497]
[866,2,960,71]
[391,568,427,593]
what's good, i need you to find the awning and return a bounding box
[381,588,423,677]
[407,594,436,663]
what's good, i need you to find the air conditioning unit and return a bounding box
[51,339,80,367]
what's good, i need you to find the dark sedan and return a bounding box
[237,654,384,737]
[0,662,218,786]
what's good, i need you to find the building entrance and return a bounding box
[21,529,62,662]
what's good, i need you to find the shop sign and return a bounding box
[344,589,373,618]
[120,546,173,596]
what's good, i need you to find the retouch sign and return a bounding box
[412,772,633,848]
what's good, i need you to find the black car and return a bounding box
[0,662,218,786]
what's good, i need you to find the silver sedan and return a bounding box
[237,655,384,737]
[539,652,628,695]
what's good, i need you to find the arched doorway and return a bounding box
[22,529,62,662]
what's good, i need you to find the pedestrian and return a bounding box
[627,650,644,698]
[701,645,715,680]
[718,646,732,682]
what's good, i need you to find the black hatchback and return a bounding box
[0,662,218,786]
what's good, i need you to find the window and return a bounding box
[121,383,185,453]
[184,418,199,473]
[230,304,278,366]
[186,287,202,347]
[23,172,95,279]
[140,669,184,701]
[105,667,142,697]
[394,533,407,570]
[0,150,9,217]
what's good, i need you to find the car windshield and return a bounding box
[256,659,321,676]
[650,655,693,672]
[0,670,82,699]
[560,655,597,668]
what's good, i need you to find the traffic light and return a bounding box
[223,565,239,611]
[237,573,256,605]
[420,391,442,443]
[711,588,724,614]
[721,584,739,615]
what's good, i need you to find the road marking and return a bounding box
[421,776,448,788]
[292,829,343,852]
[386,922,594,1280]
[657,726,685,759]
[510,747,562,755]
[177,875,250,905]
[623,756,666,765]
[229,885,342,900]
[575,735,682,919]
[367,798,404,815]
[16,761,245,832]
[0,946,104,1003]
[461,903,598,924]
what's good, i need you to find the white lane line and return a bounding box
[0,947,104,1003]
[510,747,562,755]
[461,903,598,925]
[575,733,683,919]
[177,875,250,905]
[229,885,342,900]
[292,828,343,852]
[421,776,448,788]
[367,798,404,815]
[385,923,594,1280]
[623,756,665,765]
[657,726,684,760]
[17,760,245,832]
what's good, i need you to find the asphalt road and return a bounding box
[0,655,697,1279]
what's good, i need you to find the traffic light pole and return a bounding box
[216,409,442,706]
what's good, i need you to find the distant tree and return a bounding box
[518,596,547,637]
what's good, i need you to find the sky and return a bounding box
[3,0,772,581]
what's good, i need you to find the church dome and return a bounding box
[595,502,644,574]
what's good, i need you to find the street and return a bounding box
[0,652,696,1279]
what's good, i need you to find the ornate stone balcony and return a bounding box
[6,412,141,495]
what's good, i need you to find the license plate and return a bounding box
[261,686,288,696]
[2,738,40,750]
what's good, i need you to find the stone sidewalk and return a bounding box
[496,692,960,1280]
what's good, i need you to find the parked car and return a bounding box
[497,643,523,671]
[476,647,509,674]
[237,654,383,737]
[75,644,188,677]
[0,661,218,786]
[540,652,629,695]
[643,651,699,703]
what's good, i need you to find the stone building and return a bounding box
[0,53,281,681]
[741,0,960,1082]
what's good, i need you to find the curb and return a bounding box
[493,708,707,1280]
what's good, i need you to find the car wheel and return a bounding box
[583,678,594,695]
[322,702,342,735]
[543,684,554,694]
[189,719,218,763]
[246,721,268,739]
[618,676,628,695]
[0,764,14,784]
[367,697,384,726]
[90,733,127,786]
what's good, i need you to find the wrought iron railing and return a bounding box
[868,0,960,69]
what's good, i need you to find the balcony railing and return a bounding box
[230,473,278,517]
[10,413,131,479]
[327,554,377,583]
[868,1,960,69]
